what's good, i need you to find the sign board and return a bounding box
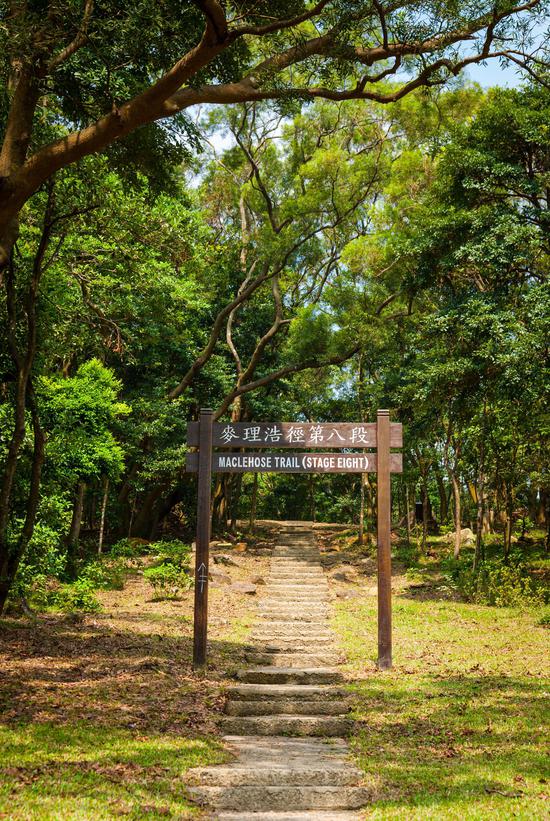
[186,451,403,474]
[187,421,402,449]
[186,409,402,672]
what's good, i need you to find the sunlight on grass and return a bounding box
[334,595,549,820]
[0,722,226,819]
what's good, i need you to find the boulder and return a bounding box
[331,571,355,583]
[213,554,238,566]
[230,582,257,595]
[209,568,231,585]
[443,527,475,544]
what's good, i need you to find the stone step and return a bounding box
[220,715,353,738]
[251,628,333,638]
[272,552,318,556]
[260,597,328,605]
[188,785,369,811]
[224,698,350,716]
[256,619,329,628]
[254,638,336,650]
[264,588,327,593]
[262,600,327,606]
[272,549,318,554]
[266,583,327,589]
[262,594,328,601]
[222,734,350,751]
[217,812,361,821]
[251,628,333,640]
[188,764,361,786]
[245,652,342,668]
[258,602,330,621]
[269,559,321,564]
[237,667,343,685]
[226,684,347,701]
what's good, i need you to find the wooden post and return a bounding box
[376,409,392,670]
[193,408,213,668]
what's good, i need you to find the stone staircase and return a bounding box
[186,522,367,820]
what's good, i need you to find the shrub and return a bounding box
[80,559,126,590]
[453,559,546,609]
[110,538,153,558]
[143,539,192,598]
[149,539,191,564]
[53,578,101,612]
[144,563,192,599]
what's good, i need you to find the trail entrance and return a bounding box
[186,410,403,670]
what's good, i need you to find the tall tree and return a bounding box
[1,0,548,271]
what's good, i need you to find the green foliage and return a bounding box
[452,560,546,609]
[143,540,193,599]
[40,359,130,485]
[78,559,126,591]
[52,578,101,613]
[143,563,192,599]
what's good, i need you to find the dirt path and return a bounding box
[187,522,367,820]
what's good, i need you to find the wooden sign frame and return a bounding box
[186,409,402,671]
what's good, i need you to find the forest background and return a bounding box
[0,0,548,615]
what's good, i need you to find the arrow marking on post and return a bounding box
[197,562,208,594]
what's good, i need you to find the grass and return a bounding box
[0,723,225,820]
[332,537,550,820]
[0,532,274,820]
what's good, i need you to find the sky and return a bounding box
[465,59,526,88]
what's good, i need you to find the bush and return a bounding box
[144,539,192,599]
[80,559,126,590]
[453,559,546,609]
[53,578,101,612]
[143,563,192,599]
[110,538,153,558]
[149,539,191,564]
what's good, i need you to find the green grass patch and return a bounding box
[0,722,225,820]
[334,594,549,819]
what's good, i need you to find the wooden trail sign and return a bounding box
[187,451,403,474]
[187,421,403,449]
[186,409,402,671]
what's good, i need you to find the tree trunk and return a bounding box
[309,475,316,523]
[131,484,165,539]
[229,473,242,534]
[450,471,462,559]
[405,484,411,548]
[67,481,86,549]
[98,478,109,554]
[358,473,366,546]
[0,386,45,614]
[435,469,448,526]
[249,473,258,532]
[473,477,485,571]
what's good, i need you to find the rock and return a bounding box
[251,575,266,585]
[330,571,355,583]
[209,568,231,585]
[213,554,239,566]
[443,527,475,544]
[235,542,247,553]
[230,582,257,595]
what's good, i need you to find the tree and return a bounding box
[1,0,548,272]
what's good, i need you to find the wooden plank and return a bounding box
[376,409,392,671]
[192,408,213,669]
[186,421,403,449]
[186,451,403,474]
